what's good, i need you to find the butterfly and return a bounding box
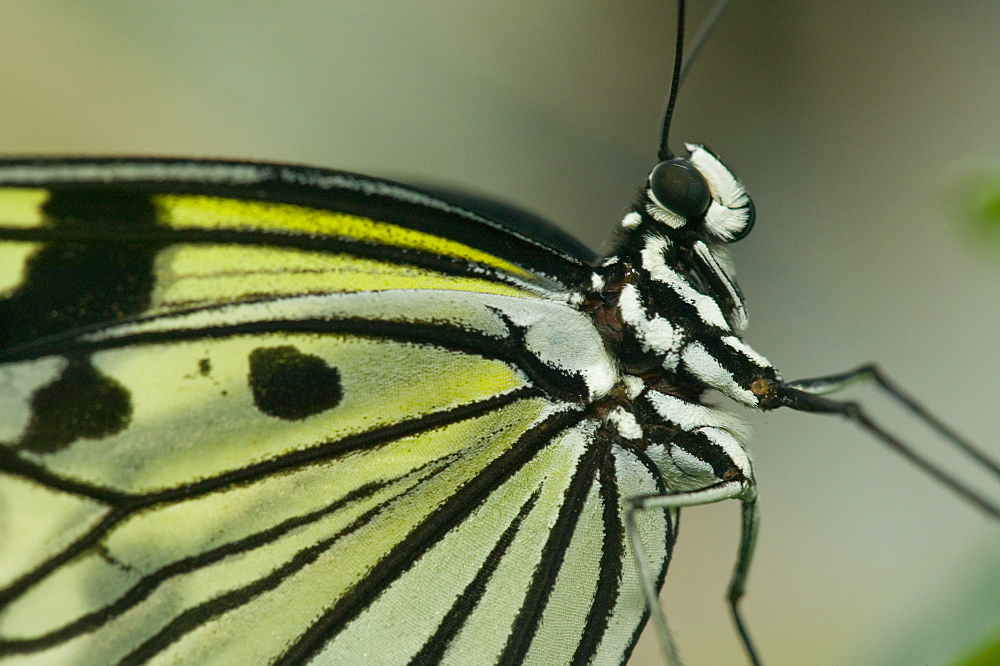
[1,2,998,665]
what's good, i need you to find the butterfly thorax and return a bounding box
[577,144,785,497]
[586,144,779,401]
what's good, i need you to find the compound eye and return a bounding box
[648,159,712,220]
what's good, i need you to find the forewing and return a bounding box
[0,158,590,352]
[0,160,670,665]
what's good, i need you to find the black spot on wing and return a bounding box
[248,346,342,421]
[197,357,211,376]
[0,189,160,351]
[17,357,132,453]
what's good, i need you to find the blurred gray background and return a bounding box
[1,1,997,664]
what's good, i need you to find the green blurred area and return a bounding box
[954,171,1000,255]
[955,629,1000,666]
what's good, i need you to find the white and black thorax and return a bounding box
[581,144,781,496]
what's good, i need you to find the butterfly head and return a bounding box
[597,141,772,399]
[642,143,754,244]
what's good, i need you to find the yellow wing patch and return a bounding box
[0,188,47,228]
[0,243,39,297]
[157,194,532,278]
[151,244,533,311]
[0,188,48,296]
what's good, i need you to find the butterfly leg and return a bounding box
[786,364,1000,478]
[728,497,761,666]
[771,373,1000,519]
[626,480,760,666]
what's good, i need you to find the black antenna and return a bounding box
[681,0,733,82]
[659,0,734,161]
[658,0,686,161]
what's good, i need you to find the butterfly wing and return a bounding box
[0,159,672,665]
